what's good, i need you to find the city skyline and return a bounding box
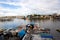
[0,0,60,16]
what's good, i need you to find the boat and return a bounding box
[22,24,53,40]
[56,29,60,32]
[22,29,53,40]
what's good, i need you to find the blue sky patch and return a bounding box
[10,0,20,2]
[0,0,20,2]
[0,3,21,9]
[0,0,7,2]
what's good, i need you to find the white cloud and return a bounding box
[0,0,60,16]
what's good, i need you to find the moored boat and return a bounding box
[56,29,60,32]
[22,24,53,40]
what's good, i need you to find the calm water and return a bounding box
[0,19,60,40]
[0,19,30,29]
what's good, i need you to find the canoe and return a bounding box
[56,29,60,32]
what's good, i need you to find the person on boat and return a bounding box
[23,24,34,40]
[26,24,34,31]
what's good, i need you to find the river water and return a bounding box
[0,18,60,40]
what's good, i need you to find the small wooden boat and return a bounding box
[56,29,60,32]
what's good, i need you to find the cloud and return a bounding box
[0,0,60,16]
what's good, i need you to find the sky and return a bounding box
[0,0,60,16]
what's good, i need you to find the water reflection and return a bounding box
[0,19,30,29]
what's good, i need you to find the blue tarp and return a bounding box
[18,29,26,38]
[40,33,53,38]
[41,36,53,38]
